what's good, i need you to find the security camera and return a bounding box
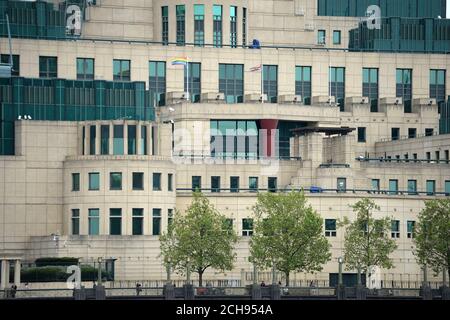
[395,99,400,105]
[428,99,433,106]
[216,94,221,100]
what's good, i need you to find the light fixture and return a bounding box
[338,257,343,264]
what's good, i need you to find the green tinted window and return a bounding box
[109,208,122,235]
[88,209,100,235]
[89,173,100,190]
[110,172,122,190]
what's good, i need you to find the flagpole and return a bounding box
[186,57,190,103]
[261,64,264,104]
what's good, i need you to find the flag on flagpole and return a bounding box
[171,57,188,66]
[249,64,262,72]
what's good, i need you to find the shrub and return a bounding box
[35,257,79,267]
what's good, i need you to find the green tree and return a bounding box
[414,199,450,284]
[160,192,237,286]
[341,198,397,284]
[250,191,331,286]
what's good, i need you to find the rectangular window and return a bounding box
[242,8,247,46]
[184,62,201,103]
[109,208,122,235]
[72,173,80,191]
[362,68,379,112]
[39,56,57,78]
[128,125,136,155]
[168,173,173,192]
[89,125,96,155]
[71,209,80,235]
[101,125,109,155]
[435,151,440,163]
[318,30,326,44]
[152,208,162,235]
[295,66,312,105]
[445,150,449,162]
[430,69,446,113]
[396,69,412,113]
[426,180,436,195]
[76,58,94,80]
[357,127,366,143]
[133,172,144,190]
[391,128,400,141]
[425,128,434,137]
[194,4,205,46]
[333,30,341,44]
[153,173,162,191]
[211,176,221,193]
[132,208,144,235]
[268,177,278,193]
[162,6,169,45]
[176,5,186,45]
[407,221,415,239]
[113,59,131,81]
[407,180,417,195]
[445,180,450,195]
[389,179,398,195]
[89,173,100,191]
[325,219,337,237]
[329,67,345,111]
[141,126,148,155]
[337,177,346,193]
[230,6,237,47]
[219,64,244,103]
[113,125,124,155]
[391,220,400,238]
[192,176,201,191]
[230,176,240,193]
[88,209,100,235]
[168,209,174,228]
[149,61,166,106]
[242,218,253,236]
[110,172,122,190]
[263,65,278,103]
[371,179,380,192]
[0,54,20,76]
[249,177,259,192]
[408,128,417,139]
[426,152,431,163]
[213,5,223,47]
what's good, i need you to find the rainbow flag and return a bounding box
[171,57,188,66]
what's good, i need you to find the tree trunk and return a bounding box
[448,267,450,287]
[198,270,203,287]
[285,272,290,287]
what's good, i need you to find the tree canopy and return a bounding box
[414,199,450,284]
[160,192,237,286]
[250,191,331,286]
[341,198,397,281]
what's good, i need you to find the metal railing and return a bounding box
[357,157,450,164]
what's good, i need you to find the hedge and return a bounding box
[21,266,111,283]
[35,257,80,267]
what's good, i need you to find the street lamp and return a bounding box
[338,257,344,286]
[97,257,103,286]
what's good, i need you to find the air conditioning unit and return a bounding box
[167,91,188,103]
[0,64,12,78]
[278,94,302,104]
[201,92,224,102]
[244,93,267,103]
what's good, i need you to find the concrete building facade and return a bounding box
[0,0,449,288]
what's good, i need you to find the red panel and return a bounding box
[259,120,279,157]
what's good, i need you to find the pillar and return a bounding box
[109,123,114,155]
[95,124,101,155]
[4,261,10,287]
[14,260,20,287]
[0,260,7,289]
[259,120,279,158]
[136,123,142,155]
[123,122,128,155]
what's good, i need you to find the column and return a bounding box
[136,123,142,155]
[109,123,114,155]
[4,261,10,287]
[123,122,128,155]
[14,260,21,286]
[84,125,89,156]
[147,125,152,156]
[95,124,101,155]
[0,260,7,289]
